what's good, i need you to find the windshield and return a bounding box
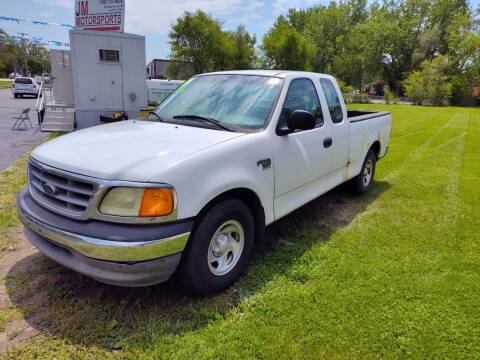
[153,74,283,130]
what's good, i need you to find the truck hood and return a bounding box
[32,120,244,181]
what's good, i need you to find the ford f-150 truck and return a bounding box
[17,70,392,295]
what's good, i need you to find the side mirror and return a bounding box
[278,110,315,135]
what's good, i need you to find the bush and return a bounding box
[383,85,400,104]
[404,71,427,105]
[345,91,370,104]
[337,80,354,97]
[404,57,452,106]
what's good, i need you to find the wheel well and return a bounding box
[194,188,266,247]
[370,141,381,159]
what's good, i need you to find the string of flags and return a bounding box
[0,33,69,47]
[0,16,73,29]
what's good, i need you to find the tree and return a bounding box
[404,56,452,105]
[26,43,51,75]
[167,10,232,78]
[227,26,257,70]
[261,16,314,70]
[0,28,22,77]
[332,22,375,89]
[167,11,257,78]
[446,14,480,104]
[423,56,452,105]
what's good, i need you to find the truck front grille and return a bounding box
[28,160,95,218]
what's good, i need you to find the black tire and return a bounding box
[177,198,254,295]
[14,93,18,98]
[349,149,377,195]
[19,94,23,98]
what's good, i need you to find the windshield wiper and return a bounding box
[149,111,164,122]
[172,114,234,132]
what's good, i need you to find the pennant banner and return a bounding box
[0,16,73,29]
[0,33,69,47]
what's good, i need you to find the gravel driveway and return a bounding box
[0,89,48,170]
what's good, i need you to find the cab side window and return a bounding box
[280,78,323,128]
[320,78,343,123]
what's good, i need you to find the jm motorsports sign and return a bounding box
[75,0,125,32]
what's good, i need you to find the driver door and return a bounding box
[272,77,333,220]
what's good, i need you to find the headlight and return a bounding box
[99,187,174,217]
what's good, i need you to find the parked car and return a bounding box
[12,77,39,98]
[17,70,392,295]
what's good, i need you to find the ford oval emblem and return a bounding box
[42,183,57,195]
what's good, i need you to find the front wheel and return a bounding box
[349,149,376,195]
[177,198,254,295]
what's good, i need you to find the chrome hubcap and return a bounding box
[363,159,373,186]
[208,220,244,276]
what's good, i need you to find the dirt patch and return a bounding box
[0,232,45,352]
[0,231,38,276]
[0,318,40,352]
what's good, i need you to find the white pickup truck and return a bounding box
[17,71,391,295]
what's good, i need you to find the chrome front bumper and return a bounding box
[16,188,192,286]
[18,207,190,262]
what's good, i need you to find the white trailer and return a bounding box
[69,29,147,128]
[49,49,74,104]
[146,79,184,105]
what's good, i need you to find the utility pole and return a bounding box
[18,32,29,76]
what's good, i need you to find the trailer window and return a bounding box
[99,49,120,63]
[320,78,343,123]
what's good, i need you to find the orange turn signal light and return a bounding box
[139,188,174,217]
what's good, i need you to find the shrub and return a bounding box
[404,71,427,105]
[404,57,452,106]
[383,85,400,104]
[337,80,354,97]
[345,91,370,104]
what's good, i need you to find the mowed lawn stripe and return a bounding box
[382,107,467,182]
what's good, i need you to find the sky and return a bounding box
[1,0,479,63]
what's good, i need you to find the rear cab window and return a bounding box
[320,78,344,123]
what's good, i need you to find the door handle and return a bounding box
[323,137,333,148]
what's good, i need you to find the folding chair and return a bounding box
[12,108,33,130]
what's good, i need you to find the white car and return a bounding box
[12,77,39,98]
[17,70,392,295]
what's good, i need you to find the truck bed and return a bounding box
[347,110,390,123]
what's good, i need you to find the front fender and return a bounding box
[159,132,275,225]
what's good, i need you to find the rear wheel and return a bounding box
[178,198,254,295]
[13,93,18,98]
[349,149,376,195]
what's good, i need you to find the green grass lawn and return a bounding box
[0,154,28,251]
[0,105,479,358]
[0,79,13,89]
